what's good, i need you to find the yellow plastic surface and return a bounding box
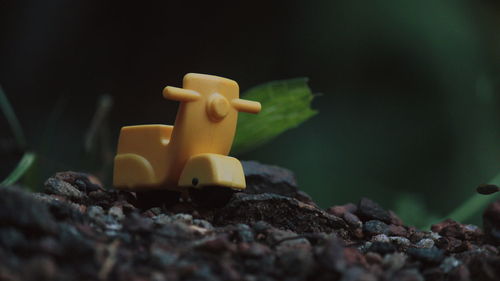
[178,153,246,190]
[113,73,261,191]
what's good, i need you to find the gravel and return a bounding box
[0,162,499,280]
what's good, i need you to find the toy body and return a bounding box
[113,73,261,198]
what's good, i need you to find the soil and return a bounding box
[1,161,499,281]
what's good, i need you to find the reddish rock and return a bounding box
[388,225,408,237]
[327,203,358,217]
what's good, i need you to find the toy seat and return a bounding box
[113,125,173,189]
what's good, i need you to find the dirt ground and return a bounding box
[0,161,499,281]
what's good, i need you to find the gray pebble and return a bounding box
[372,234,389,243]
[383,252,407,271]
[440,257,461,273]
[172,213,193,224]
[363,220,389,236]
[389,236,410,247]
[44,178,84,200]
[193,219,214,230]
[108,206,125,221]
[87,206,105,220]
[415,238,434,249]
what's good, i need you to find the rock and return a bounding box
[108,206,125,221]
[483,201,500,245]
[357,198,391,224]
[365,252,383,265]
[242,161,297,194]
[415,238,434,249]
[341,267,377,281]
[389,269,424,281]
[344,212,363,229]
[372,234,390,243]
[363,220,389,236]
[123,212,154,233]
[389,236,411,248]
[368,242,396,255]
[44,177,84,201]
[432,219,466,239]
[383,252,407,272]
[389,210,404,226]
[0,187,57,235]
[213,193,347,234]
[172,213,193,224]
[388,225,407,237]
[242,161,315,205]
[440,257,461,273]
[87,205,105,222]
[3,167,500,281]
[193,219,214,231]
[52,171,103,193]
[406,247,445,264]
[327,203,358,217]
[317,236,347,272]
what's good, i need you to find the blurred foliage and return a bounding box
[394,193,441,229]
[1,152,36,186]
[233,78,317,155]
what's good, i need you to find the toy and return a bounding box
[113,73,261,206]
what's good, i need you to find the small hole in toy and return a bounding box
[192,178,199,186]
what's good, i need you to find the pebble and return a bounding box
[383,252,407,271]
[365,252,383,264]
[151,247,178,266]
[357,198,391,223]
[368,242,396,255]
[388,225,407,237]
[389,236,410,248]
[363,220,390,236]
[416,238,434,248]
[172,213,193,224]
[193,219,214,230]
[344,212,363,229]
[406,247,444,264]
[44,178,84,201]
[440,257,461,273]
[389,268,424,281]
[327,203,357,217]
[372,234,390,243]
[428,231,441,241]
[108,206,125,221]
[87,206,105,222]
[341,267,377,281]
[233,224,254,243]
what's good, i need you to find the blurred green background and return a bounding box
[1,1,499,226]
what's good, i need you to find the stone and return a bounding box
[406,247,444,264]
[368,242,396,255]
[213,193,347,234]
[357,198,391,224]
[415,238,434,249]
[363,220,389,236]
[44,178,84,201]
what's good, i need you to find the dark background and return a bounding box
[1,1,500,225]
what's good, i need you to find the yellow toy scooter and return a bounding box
[113,73,261,207]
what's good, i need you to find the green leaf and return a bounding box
[232,78,318,154]
[1,152,36,186]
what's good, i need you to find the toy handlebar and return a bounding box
[231,99,261,114]
[163,86,261,114]
[163,86,201,102]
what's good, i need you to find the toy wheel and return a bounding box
[189,186,236,208]
[135,189,181,209]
